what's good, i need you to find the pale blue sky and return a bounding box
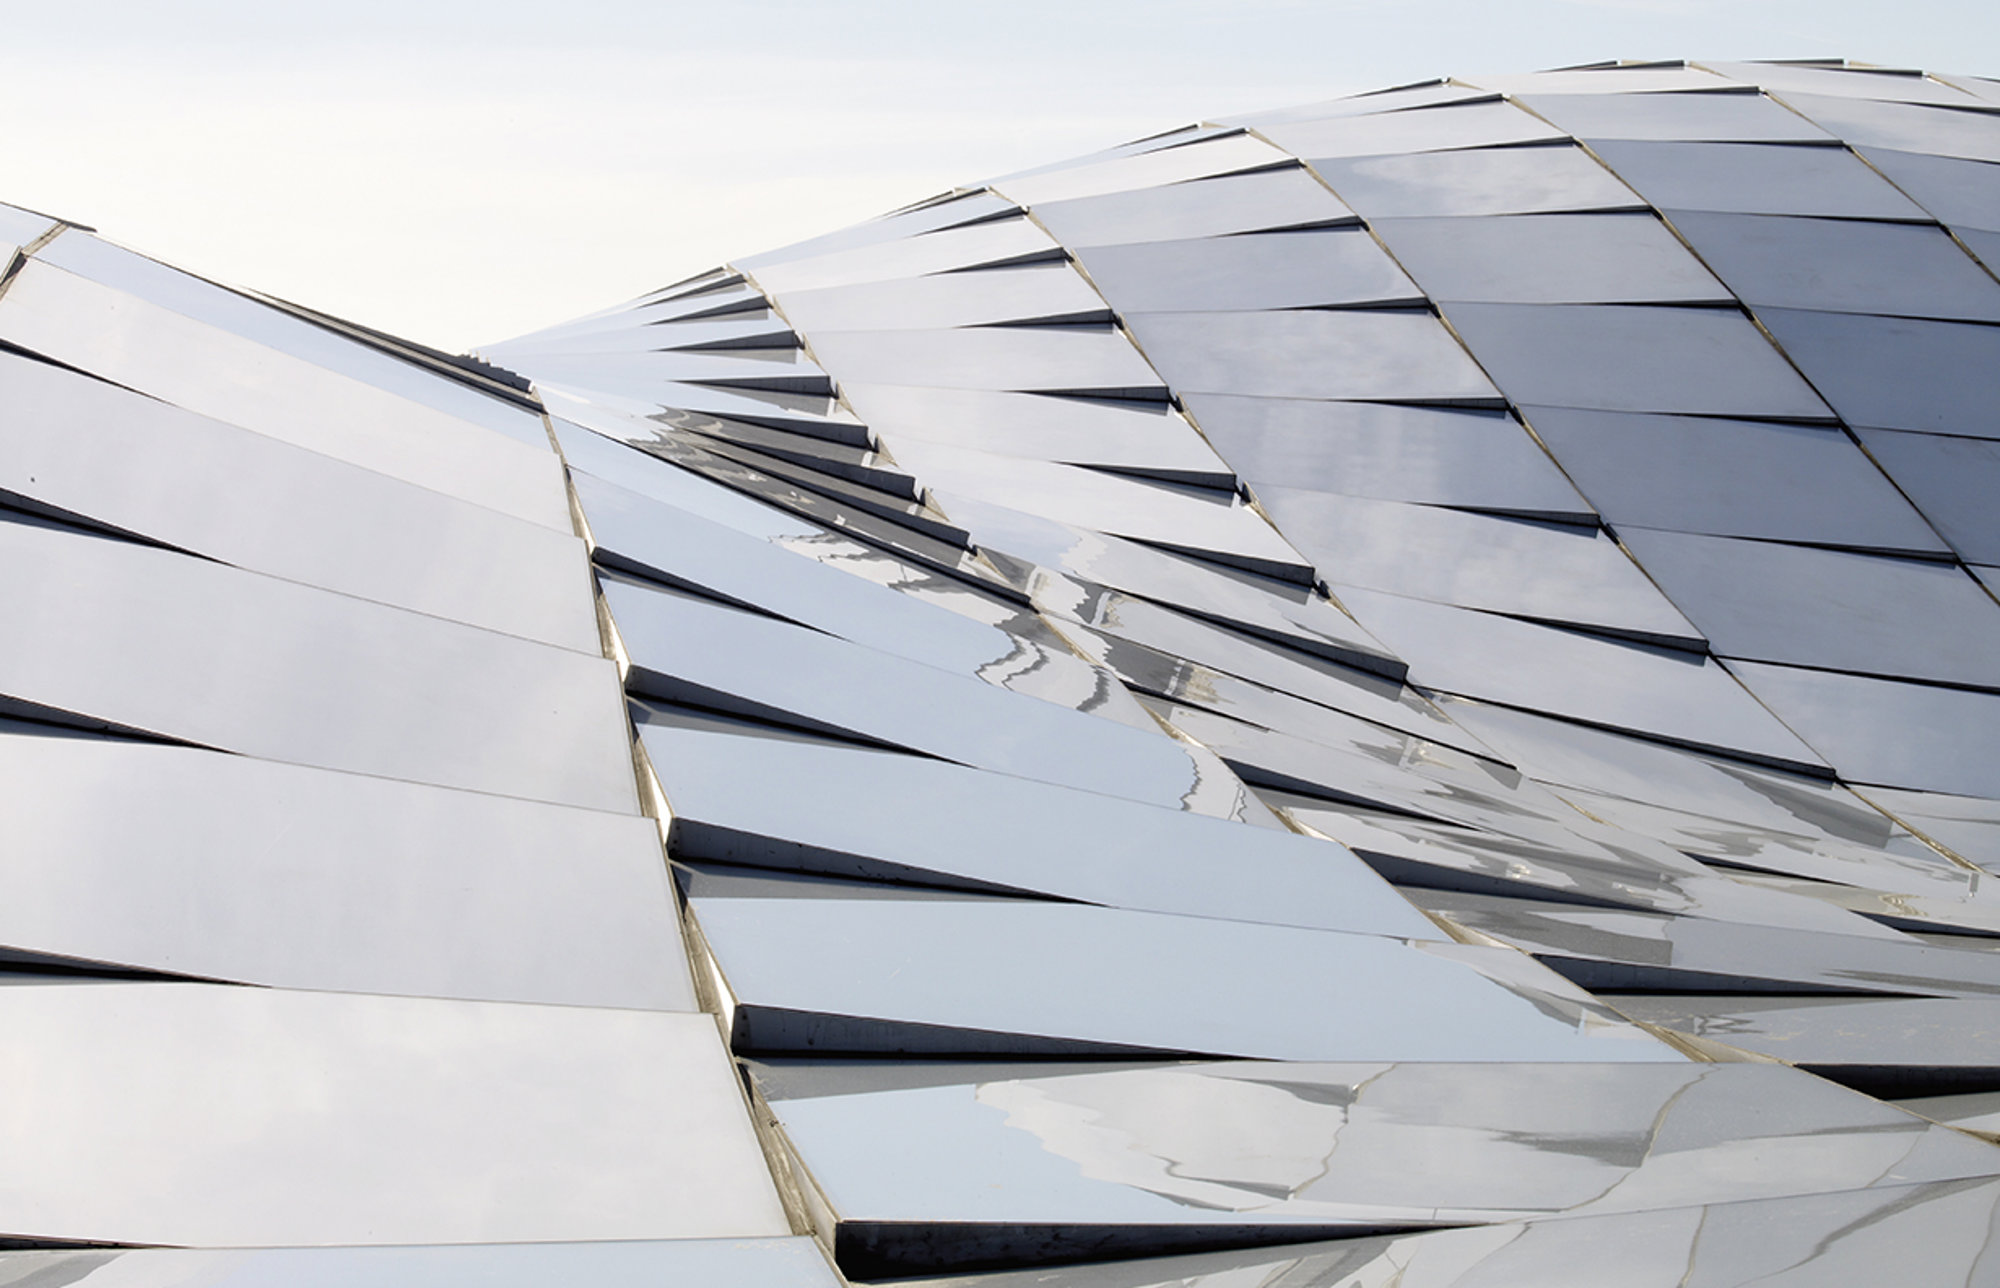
[3,1,1993,349]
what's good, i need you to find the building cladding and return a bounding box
[3,52,2000,1284]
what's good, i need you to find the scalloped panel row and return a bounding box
[480,58,2000,1286]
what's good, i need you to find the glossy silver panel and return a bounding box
[0,1238,841,1288]
[1124,310,1496,401]
[1855,428,2000,563]
[1265,99,1566,159]
[1372,212,1729,304]
[842,383,1232,484]
[894,439,1314,582]
[1856,146,2000,231]
[1519,90,1835,141]
[575,471,1123,714]
[1667,211,2000,321]
[36,232,554,449]
[993,133,1289,206]
[1619,528,2000,687]
[601,576,1228,815]
[0,350,600,651]
[773,263,1107,331]
[687,881,1676,1061]
[1857,785,2000,869]
[1441,303,1830,417]
[747,216,1058,293]
[1032,166,1356,248]
[1075,230,1420,312]
[1527,406,1946,552]
[1728,661,2000,798]
[1417,887,2000,997]
[0,728,691,1008]
[904,1179,2000,1288]
[756,1059,1983,1265]
[1187,395,1588,518]
[1332,585,1827,770]
[0,516,637,813]
[643,722,1435,937]
[0,983,789,1245]
[1590,139,1929,217]
[1310,144,1642,217]
[801,327,1163,398]
[1777,91,2000,163]
[0,260,572,531]
[1264,490,1700,643]
[1608,992,2000,1086]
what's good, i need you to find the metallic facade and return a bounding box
[4,57,2000,1285]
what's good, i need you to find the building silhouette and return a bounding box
[3,57,2000,1286]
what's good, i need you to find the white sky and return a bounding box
[1,0,1993,352]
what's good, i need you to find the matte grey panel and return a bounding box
[600,577,1227,815]
[1518,91,1835,141]
[1265,99,1566,159]
[0,1239,841,1288]
[1074,229,1419,312]
[758,1060,1984,1268]
[747,216,1058,293]
[1310,144,1642,217]
[642,722,1436,938]
[1526,406,1947,552]
[0,984,788,1245]
[1333,587,1828,770]
[1756,307,2000,436]
[901,1179,2000,1288]
[0,730,692,1009]
[841,384,1233,484]
[1372,212,1729,303]
[1776,92,2000,163]
[894,440,1315,582]
[1857,146,2000,231]
[1609,993,2000,1083]
[1263,490,1700,644]
[1854,428,2000,562]
[1441,303,1830,417]
[688,890,1675,1061]
[801,327,1163,397]
[764,263,1107,331]
[1667,211,2000,320]
[0,260,572,532]
[1123,310,1496,401]
[0,517,637,813]
[35,232,553,449]
[1417,887,2000,997]
[1589,139,1929,217]
[0,350,601,651]
[1032,166,1356,248]
[1728,661,2000,798]
[1186,395,1588,518]
[1619,529,2000,687]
